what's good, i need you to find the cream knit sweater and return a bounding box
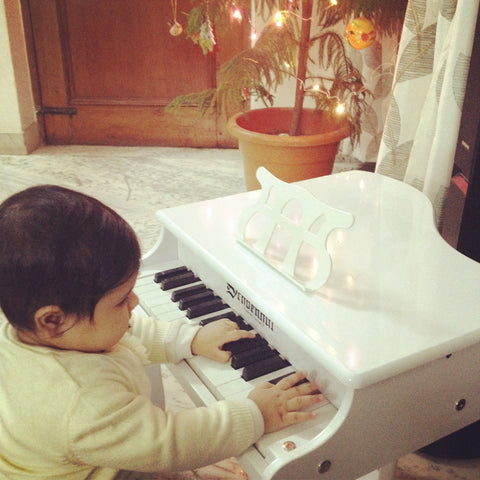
[0,316,263,480]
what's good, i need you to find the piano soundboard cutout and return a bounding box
[237,168,355,292]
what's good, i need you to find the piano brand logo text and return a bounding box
[226,283,274,332]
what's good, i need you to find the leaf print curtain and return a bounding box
[375,0,480,228]
[347,34,402,163]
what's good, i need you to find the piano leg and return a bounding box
[357,462,396,480]
[145,364,165,409]
[377,462,396,480]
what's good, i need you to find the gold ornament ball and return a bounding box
[345,17,376,49]
[169,21,183,37]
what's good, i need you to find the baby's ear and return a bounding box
[33,305,70,337]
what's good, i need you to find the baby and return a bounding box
[0,185,322,480]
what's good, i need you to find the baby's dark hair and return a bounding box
[0,185,141,331]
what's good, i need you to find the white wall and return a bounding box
[0,0,40,154]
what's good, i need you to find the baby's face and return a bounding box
[16,271,140,353]
[88,270,140,352]
[62,270,139,353]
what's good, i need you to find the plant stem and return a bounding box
[289,0,313,136]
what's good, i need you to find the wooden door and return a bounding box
[26,0,248,147]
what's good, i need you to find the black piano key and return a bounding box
[161,271,198,290]
[171,283,207,302]
[178,290,214,310]
[269,373,292,385]
[154,266,188,283]
[186,298,228,319]
[242,355,291,381]
[269,373,309,386]
[231,315,253,331]
[199,311,237,326]
[231,346,277,369]
[222,334,267,354]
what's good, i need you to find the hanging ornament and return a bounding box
[169,21,183,36]
[168,0,183,36]
[198,14,216,54]
[345,17,376,49]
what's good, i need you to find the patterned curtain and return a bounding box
[375,0,479,228]
[346,33,401,164]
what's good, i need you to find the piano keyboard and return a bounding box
[135,263,338,462]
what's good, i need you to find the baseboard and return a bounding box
[0,122,42,154]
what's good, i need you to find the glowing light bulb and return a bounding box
[274,11,285,27]
[313,84,320,91]
[232,8,242,20]
[251,31,257,41]
[336,103,346,114]
[330,0,338,5]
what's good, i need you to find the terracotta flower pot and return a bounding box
[228,108,350,190]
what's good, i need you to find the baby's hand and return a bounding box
[191,319,255,362]
[248,372,324,433]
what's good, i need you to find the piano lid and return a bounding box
[157,170,480,388]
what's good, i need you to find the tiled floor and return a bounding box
[0,145,479,480]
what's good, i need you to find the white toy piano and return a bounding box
[135,169,480,480]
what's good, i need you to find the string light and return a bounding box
[274,11,286,27]
[330,0,338,5]
[232,8,242,20]
[307,83,348,117]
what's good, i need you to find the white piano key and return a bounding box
[134,280,163,296]
[134,287,162,303]
[218,366,296,400]
[134,280,161,293]
[217,378,252,399]
[187,356,242,389]
[142,296,175,312]
[134,274,155,287]
[136,286,171,311]
[153,309,187,323]
[148,302,176,316]
[140,282,171,296]
[168,362,218,406]
[139,293,168,308]
[150,300,179,314]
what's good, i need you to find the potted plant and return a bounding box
[167,0,406,190]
